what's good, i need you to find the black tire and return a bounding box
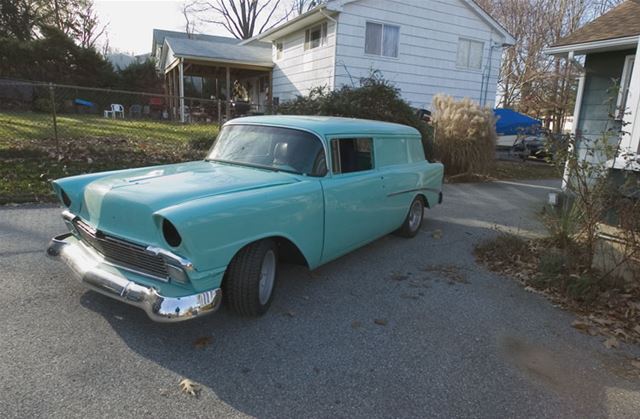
[223,239,278,316]
[396,197,424,238]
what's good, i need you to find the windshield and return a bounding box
[207,125,327,176]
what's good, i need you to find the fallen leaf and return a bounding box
[604,337,619,349]
[193,336,212,349]
[351,320,362,329]
[284,310,295,317]
[389,273,408,282]
[374,319,388,326]
[432,229,443,239]
[179,379,200,397]
[571,320,591,331]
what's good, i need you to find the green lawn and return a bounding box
[0,112,217,143]
[0,112,218,203]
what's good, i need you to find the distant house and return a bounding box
[151,0,513,121]
[106,52,151,70]
[546,0,640,166]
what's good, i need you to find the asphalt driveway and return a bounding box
[1,179,640,418]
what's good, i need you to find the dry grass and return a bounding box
[432,95,497,176]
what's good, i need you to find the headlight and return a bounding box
[60,189,72,207]
[162,219,182,247]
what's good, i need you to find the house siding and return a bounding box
[334,0,505,108]
[576,49,635,162]
[271,20,337,102]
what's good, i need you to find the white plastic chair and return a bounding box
[111,104,124,119]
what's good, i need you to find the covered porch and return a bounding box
[159,36,274,123]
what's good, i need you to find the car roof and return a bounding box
[225,115,421,137]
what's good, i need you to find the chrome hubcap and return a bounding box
[408,201,423,231]
[258,250,276,305]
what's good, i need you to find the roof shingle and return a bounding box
[552,0,640,47]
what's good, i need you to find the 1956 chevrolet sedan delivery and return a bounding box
[47,116,444,322]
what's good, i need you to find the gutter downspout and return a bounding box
[319,8,338,91]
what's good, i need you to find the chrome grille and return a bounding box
[73,218,169,280]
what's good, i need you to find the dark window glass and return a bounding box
[331,138,373,174]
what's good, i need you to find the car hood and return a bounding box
[72,161,299,242]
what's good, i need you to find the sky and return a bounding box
[94,0,226,55]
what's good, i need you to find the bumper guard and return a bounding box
[46,233,222,322]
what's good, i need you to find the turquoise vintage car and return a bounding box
[47,116,444,321]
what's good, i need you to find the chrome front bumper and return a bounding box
[46,233,222,322]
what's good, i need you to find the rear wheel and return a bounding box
[224,239,278,316]
[396,197,424,238]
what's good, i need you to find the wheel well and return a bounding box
[227,236,310,269]
[272,236,309,267]
[417,194,430,209]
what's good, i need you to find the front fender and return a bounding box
[155,179,324,273]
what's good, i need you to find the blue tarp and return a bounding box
[74,98,95,108]
[494,108,541,136]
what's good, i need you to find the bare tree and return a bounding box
[74,1,106,49]
[185,0,291,40]
[182,1,197,37]
[41,0,107,48]
[476,0,624,132]
[292,0,319,15]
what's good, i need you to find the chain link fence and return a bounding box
[0,79,269,204]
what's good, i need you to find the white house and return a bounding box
[151,0,513,121]
[252,0,514,108]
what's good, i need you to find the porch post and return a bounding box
[563,52,584,190]
[622,40,640,153]
[268,70,273,114]
[226,66,231,121]
[179,59,185,123]
[166,72,172,118]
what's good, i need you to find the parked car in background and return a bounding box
[47,116,444,322]
[511,132,570,160]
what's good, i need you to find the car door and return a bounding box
[376,136,422,232]
[320,137,386,263]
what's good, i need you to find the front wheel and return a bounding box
[396,197,424,238]
[224,239,278,316]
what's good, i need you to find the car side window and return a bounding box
[376,137,408,167]
[331,138,374,174]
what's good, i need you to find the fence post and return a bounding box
[49,83,60,157]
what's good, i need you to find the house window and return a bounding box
[364,22,400,58]
[457,38,484,69]
[331,138,373,174]
[275,41,283,60]
[617,54,636,119]
[305,22,327,50]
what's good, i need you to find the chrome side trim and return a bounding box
[387,187,442,198]
[46,233,221,323]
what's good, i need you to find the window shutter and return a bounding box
[305,29,310,50]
